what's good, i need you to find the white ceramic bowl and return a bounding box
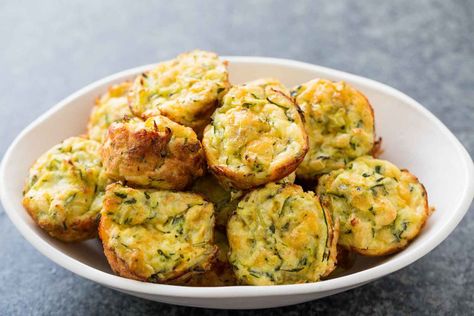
[1,57,473,309]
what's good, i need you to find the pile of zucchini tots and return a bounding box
[22,50,432,286]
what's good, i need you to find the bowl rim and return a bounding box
[1,56,473,299]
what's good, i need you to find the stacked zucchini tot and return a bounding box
[22,50,432,286]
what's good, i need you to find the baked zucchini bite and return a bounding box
[87,82,132,143]
[169,230,237,286]
[99,183,218,283]
[128,50,230,134]
[317,156,430,256]
[292,79,375,179]
[22,137,107,242]
[202,79,308,190]
[227,183,338,285]
[102,115,205,190]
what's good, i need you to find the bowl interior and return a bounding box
[1,57,473,296]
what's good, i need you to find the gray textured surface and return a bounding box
[0,0,473,315]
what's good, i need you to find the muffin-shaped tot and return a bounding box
[128,50,230,134]
[203,79,308,190]
[227,183,338,285]
[99,183,218,283]
[87,82,133,143]
[292,79,375,179]
[22,137,107,242]
[317,156,431,256]
[102,115,205,190]
[170,230,237,286]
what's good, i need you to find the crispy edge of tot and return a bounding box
[321,197,339,278]
[23,203,99,242]
[101,242,147,282]
[98,214,146,281]
[210,145,307,191]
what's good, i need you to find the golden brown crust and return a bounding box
[24,200,98,242]
[208,145,307,191]
[101,240,218,283]
[321,200,339,277]
[102,116,205,190]
[101,242,147,282]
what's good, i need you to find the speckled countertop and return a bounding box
[1,1,473,315]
